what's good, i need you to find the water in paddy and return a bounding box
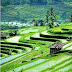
[0,53,26,64]
[8,59,47,72]
[20,29,39,34]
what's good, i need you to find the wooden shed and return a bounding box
[1,33,9,39]
[48,41,65,54]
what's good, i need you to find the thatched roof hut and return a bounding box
[1,33,9,39]
[48,41,65,54]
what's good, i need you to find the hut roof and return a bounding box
[1,33,9,37]
[48,41,65,48]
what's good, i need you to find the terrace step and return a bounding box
[44,58,72,72]
[24,56,72,72]
[40,31,72,39]
[1,44,32,53]
[30,32,61,42]
[1,47,20,53]
[0,53,6,57]
[1,41,33,48]
[30,36,61,42]
[0,50,11,55]
[8,59,47,72]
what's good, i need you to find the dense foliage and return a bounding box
[1,0,72,22]
[1,0,72,6]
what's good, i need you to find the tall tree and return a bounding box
[32,19,38,26]
[46,8,57,28]
[70,15,72,22]
[46,10,49,23]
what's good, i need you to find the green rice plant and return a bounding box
[30,36,61,42]
[1,41,33,48]
[1,44,27,51]
[42,57,72,72]
[0,53,6,57]
[24,54,72,72]
[1,47,20,54]
[51,61,72,72]
[65,68,72,72]
[1,50,12,55]
[40,33,69,39]
[8,59,47,72]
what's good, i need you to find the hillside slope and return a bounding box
[1,3,72,22]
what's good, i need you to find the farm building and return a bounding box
[1,33,9,39]
[48,41,65,54]
[54,23,60,27]
[9,31,17,36]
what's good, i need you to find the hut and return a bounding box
[48,41,65,54]
[1,33,9,39]
[55,23,60,27]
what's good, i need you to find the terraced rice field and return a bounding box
[6,53,72,72]
[0,41,33,58]
[24,54,72,72]
[1,24,72,72]
[8,59,47,72]
[6,36,22,43]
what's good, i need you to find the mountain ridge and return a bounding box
[1,0,72,6]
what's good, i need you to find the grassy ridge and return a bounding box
[1,23,72,72]
[40,33,71,39]
[1,47,20,54]
[1,41,33,48]
[41,57,72,72]
[30,36,61,42]
[48,23,72,35]
[23,53,72,72]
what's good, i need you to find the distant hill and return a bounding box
[1,0,72,22]
[1,0,72,6]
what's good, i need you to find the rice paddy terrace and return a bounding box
[0,22,72,72]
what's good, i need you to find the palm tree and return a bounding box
[70,15,72,22]
[46,10,49,23]
[46,8,57,28]
[32,19,38,26]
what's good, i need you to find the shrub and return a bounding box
[22,61,27,63]
[31,58,36,60]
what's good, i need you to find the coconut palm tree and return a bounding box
[46,8,57,28]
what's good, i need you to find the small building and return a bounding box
[9,31,17,36]
[55,23,60,27]
[48,41,65,54]
[1,33,9,39]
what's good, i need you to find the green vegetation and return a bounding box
[48,22,72,35]
[46,8,57,28]
[1,2,72,71]
[1,2,72,22]
[22,52,72,72]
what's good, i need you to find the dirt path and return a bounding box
[6,36,22,43]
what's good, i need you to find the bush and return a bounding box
[22,61,27,63]
[31,58,36,60]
